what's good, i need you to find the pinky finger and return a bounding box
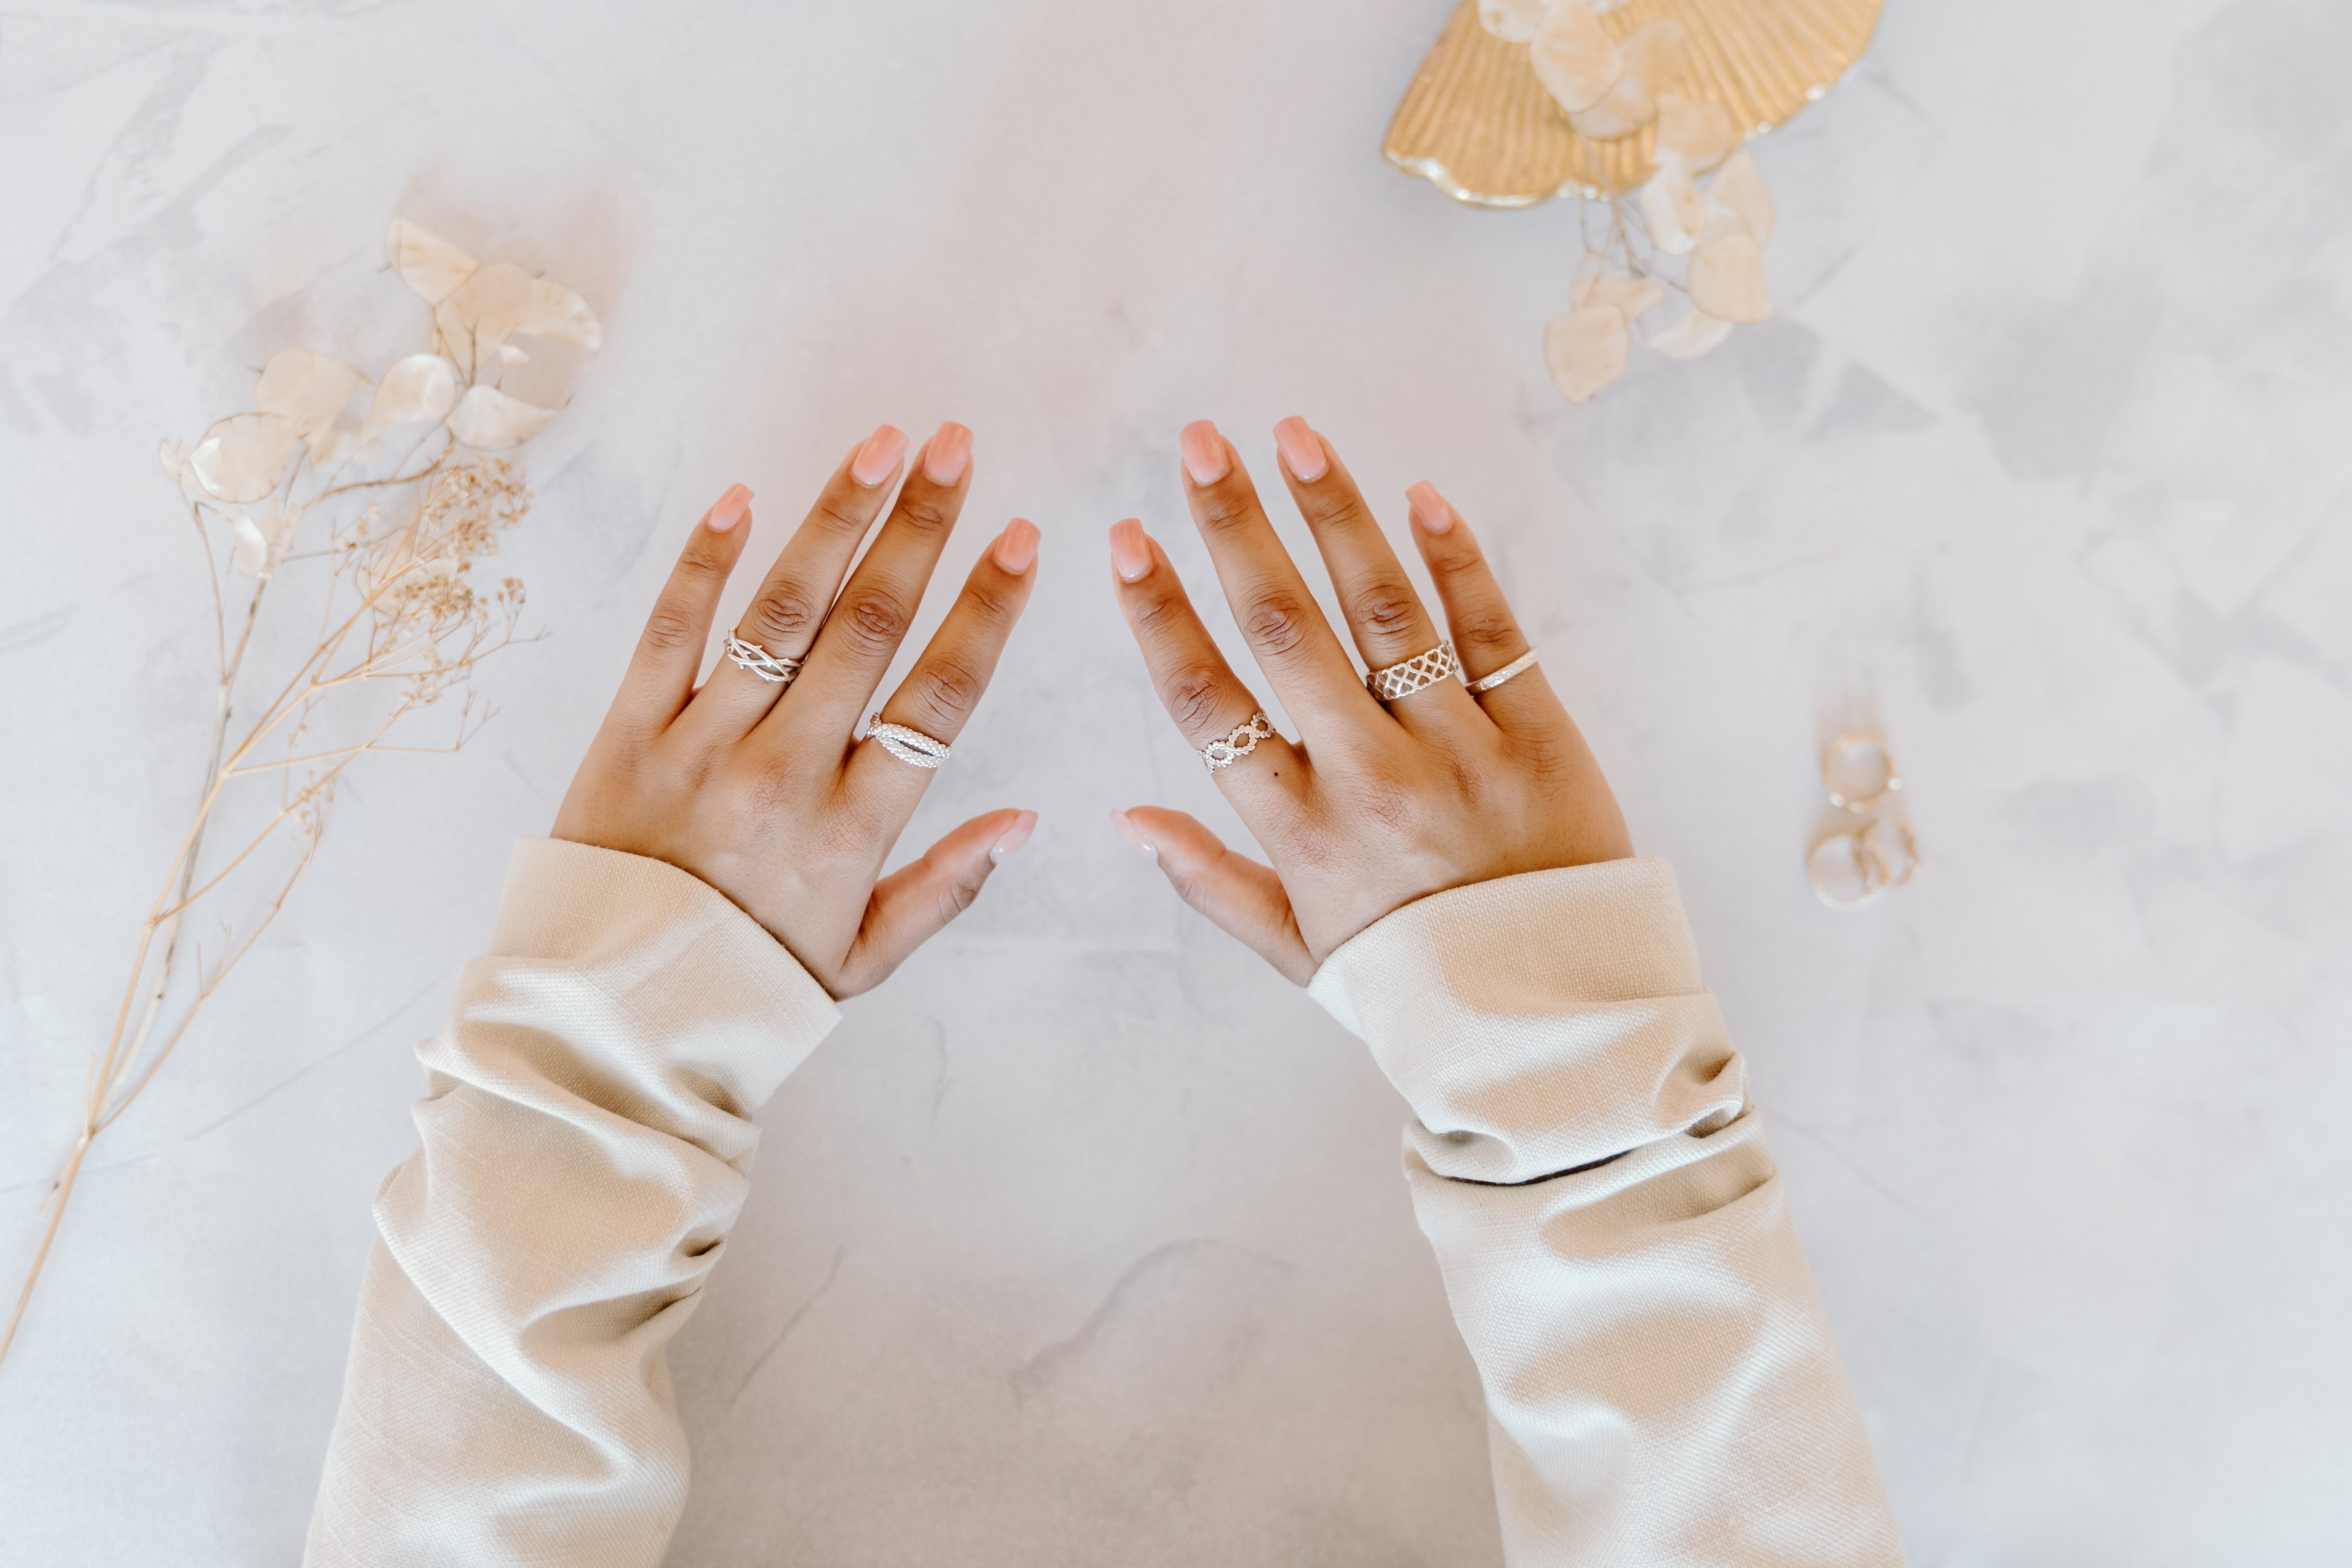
[1112,807,1314,985]
[834,808,1037,997]
[1404,481,1566,734]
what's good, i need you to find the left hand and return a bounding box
[552,422,1040,998]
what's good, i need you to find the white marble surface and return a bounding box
[5,0,2351,1561]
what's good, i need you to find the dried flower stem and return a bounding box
[2,457,534,1370]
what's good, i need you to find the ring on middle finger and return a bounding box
[1366,641,1460,703]
[724,633,804,686]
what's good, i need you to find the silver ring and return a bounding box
[1366,642,1459,702]
[724,634,802,686]
[1201,711,1274,771]
[1464,648,1538,695]
[865,715,951,769]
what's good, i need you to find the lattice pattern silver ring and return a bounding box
[865,716,952,769]
[724,634,803,686]
[1201,711,1274,771]
[1366,641,1460,702]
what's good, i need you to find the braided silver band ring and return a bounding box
[1464,648,1539,695]
[1366,641,1460,702]
[724,634,803,685]
[1201,711,1274,771]
[865,715,952,769]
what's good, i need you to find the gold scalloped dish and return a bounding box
[1385,0,1884,205]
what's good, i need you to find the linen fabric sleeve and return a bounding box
[304,836,842,1568]
[1308,857,1904,1568]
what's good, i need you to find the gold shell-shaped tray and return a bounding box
[1384,0,1884,204]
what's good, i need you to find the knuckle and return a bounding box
[1163,664,1229,737]
[1350,582,1421,641]
[1193,491,1257,532]
[744,584,821,647]
[836,590,910,657]
[639,606,699,653]
[906,655,983,726]
[1354,771,1421,837]
[1241,590,1316,658]
[1129,587,1191,637]
[1454,606,1521,653]
[895,493,957,534]
[812,494,869,537]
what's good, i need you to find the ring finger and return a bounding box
[1272,416,1483,735]
[685,423,909,739]
[844,517,1041,810]
[1406,482,1566,733]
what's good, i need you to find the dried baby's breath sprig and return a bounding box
[1,220,599,1369]
[1482,0,1782,401]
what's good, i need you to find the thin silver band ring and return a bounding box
[1464,649,1539,695]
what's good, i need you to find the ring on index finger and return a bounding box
[1201,711,1275,771]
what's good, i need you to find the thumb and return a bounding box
[1113,807,1315,986]
[836,808,1036,996]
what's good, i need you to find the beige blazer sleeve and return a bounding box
[304,837,841,1568]
[1309,857,1905,1567]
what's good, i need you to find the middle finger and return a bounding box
[682,422,907,741]
[763,421,976,744]
[1177,420,1384,742]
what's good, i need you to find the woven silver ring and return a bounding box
[866,715,952,769]
[1366,641,1460,702]
[1201,711,1274,771]
[724,634,803,686]
[1464,649,1539,695]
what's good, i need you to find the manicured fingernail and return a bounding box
[990,810,1038,865]
[993,517,1040,574]
[1406,481,1454,535]
[1179,420,1230,486]
[1273,417,1327,482]
[707,484,753,533]
[923,422,973,485]
[1110,809,1156,860]
[1108,518,1152,582]
[852,425,906,488]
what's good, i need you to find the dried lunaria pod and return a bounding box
[1478,0,1548,44]
[1529,0,1620,113]
[1476,0,1782,402]
[1543,302,1632,404]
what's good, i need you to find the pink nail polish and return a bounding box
[1110,809,1157,860]
[1406,481,1455,535]
[990,810,1038,865]
[1179,421,1230,486]
[1273,417,1327,483]
[707,484,753,533]
[993,517,1041,574]
[852,425,906,488]
[1108,518,1153,583]
[923,422,973,485]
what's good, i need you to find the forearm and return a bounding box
[1312,858,1902,1567]
[305,838,840,1568]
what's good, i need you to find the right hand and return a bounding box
[552,422,1040,998]
[1107,417,1631,984]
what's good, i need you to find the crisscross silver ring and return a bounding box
[724,634,803,686]
[1366,641,1460,702]
[866,716,952,769]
